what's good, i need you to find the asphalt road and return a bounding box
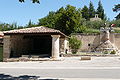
[0,68,120,79]
[0,57,120,79]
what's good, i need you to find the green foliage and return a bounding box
[115,13,120,20]
[81,1,106,20]
[39,11,57,28]
[69,36,82,54]
[0,20,39,31]
[19,0,40,3]
[113,4,120,19]
[110,50,116,54]
[0,23,22,31]
[96,0,105,20]
[56,5,83,35]
[110,19,120,27]
[114,29,120,33]
[81,6,89,20]
[38,5,84,35]
[38,3,107,34]
[75,25,87,33]
[85,28,100,34]
[113,4,120,12]
[103,50,109,54]
[86,21,105,29]
[26,20,38,28]
[88,1,95,19]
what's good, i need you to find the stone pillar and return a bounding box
[105,30,110,40]
[3,35,11,59]
[64,38,68,54]
[51,35,60,59]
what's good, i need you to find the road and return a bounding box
[0,57,120,80]
[0,68,120,79]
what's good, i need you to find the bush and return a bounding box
[114,29,120,33]
[85,28,100,34]
[86,21,105,29]
[75,25,87,33]
[110,50,116,54]
[110,19,120,27]
[103,50,109,54]
[69,36,82,54]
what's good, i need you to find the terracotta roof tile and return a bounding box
[4,26,60,34]
[4,26,67,38]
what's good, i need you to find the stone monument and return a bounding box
[95,23,119,54]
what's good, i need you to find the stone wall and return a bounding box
[3,36,11,58]
[114,33,120,49]
[10,35,33,57]
[74,33,120,52]
[74,34,100,52]
[60,38,69,54]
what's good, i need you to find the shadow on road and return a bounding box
[0,74,61,80]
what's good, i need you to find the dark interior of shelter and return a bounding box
[32,36,52,56]
[10,35,52,58]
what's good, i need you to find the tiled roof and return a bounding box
[4,26,67,37]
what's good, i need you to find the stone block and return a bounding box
[80,56,91,60]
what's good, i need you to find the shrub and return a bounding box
[103,50,109,54]
[85,28,100,34]
[114,29,120,33]
[86,21,105,29]
[69,36,82,54]
[110,50,116,54]
[110,19,120,27]
[75,25,87,33]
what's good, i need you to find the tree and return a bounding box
[110,19,120,27]
[38,5,84,35]
[81,5,89,20]
[88,1,95,19]
[27,20,32,27]
[113,4,120,19]
[55,5,83,35]
[86,20,105,29]
[19,0,40,3]
[96,0,105,20]
[0,22,21,31]
[38,11,57,28]
[26,20,38,28]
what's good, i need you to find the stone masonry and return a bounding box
[74,33,120,52]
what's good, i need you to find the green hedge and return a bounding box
[114,29,120,33]
[84,28,100,34]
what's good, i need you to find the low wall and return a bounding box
[73,33,120,52]
[114,33,120,50]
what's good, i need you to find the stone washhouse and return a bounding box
[3,26,68,61]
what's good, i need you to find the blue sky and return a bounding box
[0,0,119,26]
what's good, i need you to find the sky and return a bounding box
[0,0,119,26]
